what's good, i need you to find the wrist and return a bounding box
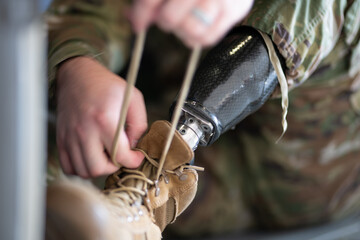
[57,57,92,83]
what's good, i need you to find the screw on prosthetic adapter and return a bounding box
[171,26,286,150]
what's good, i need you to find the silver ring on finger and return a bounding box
[191,7,214,26]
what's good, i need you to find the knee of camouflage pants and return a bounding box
[236,71,360,229]
[164,133,254,237]
[234,0,360,229]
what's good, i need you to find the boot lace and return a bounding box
[103,149,203,220]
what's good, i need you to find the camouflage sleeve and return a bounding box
[244,0,360,90]
[45,0,132,98]
[344,0,360,77]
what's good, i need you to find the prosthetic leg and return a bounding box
[175,26,280,150]
[46,26,283,240]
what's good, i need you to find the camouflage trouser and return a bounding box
[165,75,360,237]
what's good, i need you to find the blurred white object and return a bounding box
[0,0,47,239]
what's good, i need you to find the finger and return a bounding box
[198,0,253,46]
[79,132,119,177]
[225,0,254,22]
[196,12,228,47]
[103,130,145,169]
[65,133,90,178]
[181,6,227,47]
[126,90,148,148]
[155,0,199,32]
[177,0,220,47]
[98,112,144,169]
[56,126,75,175]
[131,0,164,32]
[57,146,75,175]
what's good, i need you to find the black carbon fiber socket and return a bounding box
[172,26,284,147]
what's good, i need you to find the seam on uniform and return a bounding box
[296,6,327,45]
[276,3,329,83]
[283,5,327,62]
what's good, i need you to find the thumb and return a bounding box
[109,130,145,168]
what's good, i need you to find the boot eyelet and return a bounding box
[127,216,134,222]
[179,174,188,181]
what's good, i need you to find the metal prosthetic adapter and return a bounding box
[173,26,282,150]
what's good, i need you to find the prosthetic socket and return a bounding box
[172,26,282,150]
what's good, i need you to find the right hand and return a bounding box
[129,0,254,47]
[56,57,148,178]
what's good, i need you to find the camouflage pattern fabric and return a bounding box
[45,0,360,237]
[46,0,132,100]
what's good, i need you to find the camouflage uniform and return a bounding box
[45,0,360,237]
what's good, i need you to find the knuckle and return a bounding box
[74,124,87,141]
[94,109,113,129]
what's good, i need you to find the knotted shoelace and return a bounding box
[104,149,204,219]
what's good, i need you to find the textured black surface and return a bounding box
[183,26,279,144]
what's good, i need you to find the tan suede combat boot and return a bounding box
[46,120,202,240]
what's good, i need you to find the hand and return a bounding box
[130,0,254,47]
[56,57,147,178]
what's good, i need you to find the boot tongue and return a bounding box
[137,120,194,170]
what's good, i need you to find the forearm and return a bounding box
[45,0,132,98]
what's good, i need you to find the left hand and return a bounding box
[129,0,254,47]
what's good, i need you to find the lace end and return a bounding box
[257,30,289,142]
